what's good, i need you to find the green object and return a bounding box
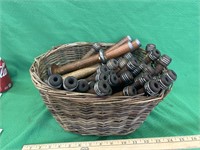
[0,0,199,149]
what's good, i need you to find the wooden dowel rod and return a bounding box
[62,64,99,79]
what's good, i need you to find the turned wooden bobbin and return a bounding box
[137,80,161,96]
[95,72,108,81]
[119,70,134,85]
[63,76,78,91]
[143,49,161,64]
[117,58,139,75]
[47,74,63,89]
[145,44,156,52]
[132,73,152,89]
[88,80,112,96]
[164,69,177,83]
[96,64,110,74]
[154,54,172,75]
[85,65,110,82]
[107,73,119,87]
[76,79,89,92]
[111,71,134,93]
[156,75,172,90]
[113,85,137,96]
[106,59,119,70]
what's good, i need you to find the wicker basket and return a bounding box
[30,42,171,136]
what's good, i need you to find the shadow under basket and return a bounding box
[30,42,171,136]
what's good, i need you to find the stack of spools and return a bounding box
[46,36,177,97]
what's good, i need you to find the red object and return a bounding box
[0,58,12,92]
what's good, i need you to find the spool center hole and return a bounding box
[68,78,74,84]
[82,84,85,88]
[53,77,58,82]
[154,83,159,88]
[103,76,107,80]
[155,50,160,54]
[103,84,107,89]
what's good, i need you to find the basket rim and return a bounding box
[29,42,171,103]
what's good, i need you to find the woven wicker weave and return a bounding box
[30,42,170,136]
